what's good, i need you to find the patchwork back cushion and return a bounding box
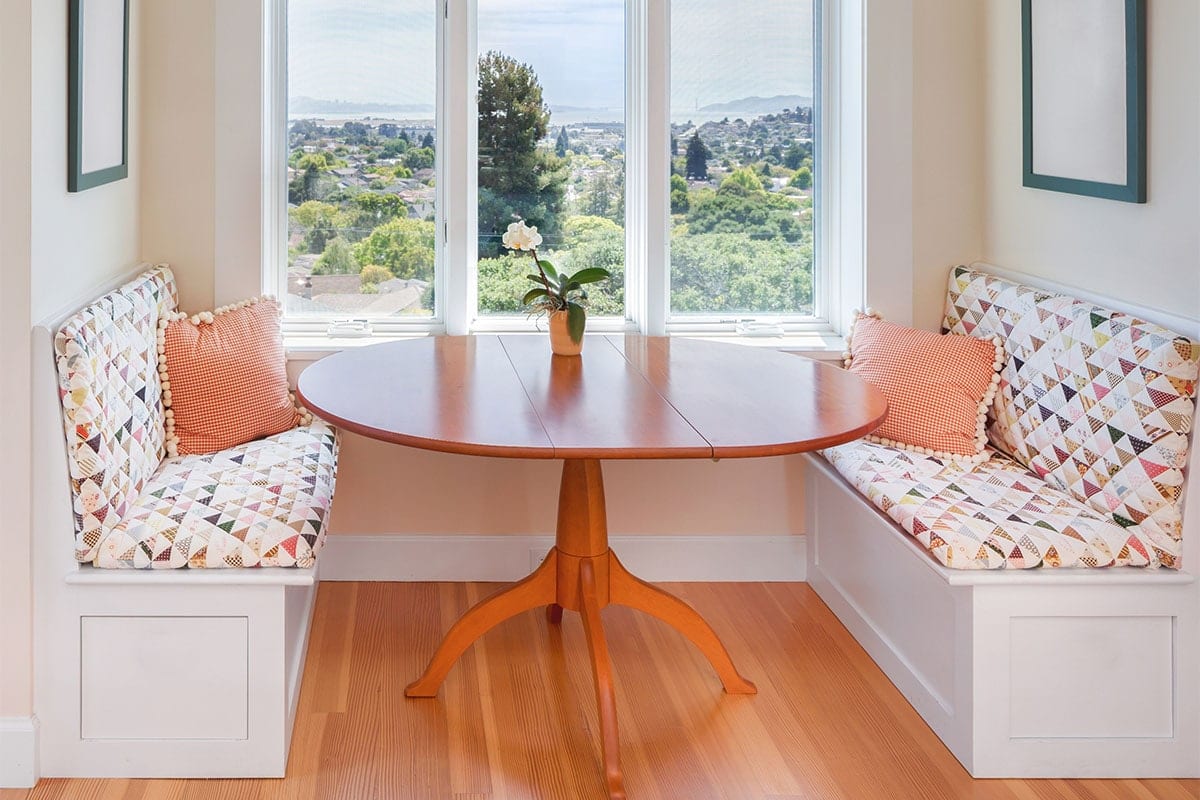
[55,266,178,562]
[943,266,1200,554]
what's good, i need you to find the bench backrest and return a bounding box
[943,265,1200,567]
[53,266,178,562]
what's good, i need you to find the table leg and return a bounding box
[609,553,757,695]
[404,549,558,698]
[406,458,753,797]
[578,559,626,800]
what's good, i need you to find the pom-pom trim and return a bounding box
[158,296,309,458]
[843,308,1006,465]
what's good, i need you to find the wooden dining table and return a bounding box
[296,334,887,800]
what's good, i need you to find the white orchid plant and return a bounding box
[502,220,612,343]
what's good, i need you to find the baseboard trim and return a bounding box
[319,534,806,582]
[0,716,38,788]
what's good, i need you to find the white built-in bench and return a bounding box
[805,263,1200,778]
[31,265,337,778]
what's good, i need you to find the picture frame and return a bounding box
[1022,0,1146,203]
[68,0,130,192]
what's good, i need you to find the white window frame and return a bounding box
[264,0,849,343]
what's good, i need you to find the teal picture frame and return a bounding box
[1022,0,1146,203]
[68,0,130,192]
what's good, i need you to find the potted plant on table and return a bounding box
[502,220,611,356]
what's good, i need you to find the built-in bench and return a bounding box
[805,263,1200,778]
[31,265,338,778]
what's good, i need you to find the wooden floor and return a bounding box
[6,581,1197,800]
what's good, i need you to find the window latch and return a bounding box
[326,318,374,338]
[735,320,785,337]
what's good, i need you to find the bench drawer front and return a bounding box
[80,616,249,741]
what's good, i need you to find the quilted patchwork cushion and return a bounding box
[55,266,177,562]
[822,439,1177,570]
[943,266,1199,553]
[93,420,338,569]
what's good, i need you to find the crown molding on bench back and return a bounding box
[318,534,806,583]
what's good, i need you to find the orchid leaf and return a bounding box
[538,259,559,282]
[522,287,550,306]
[566,301,586,343]
[526,274,552,287]
[568,267,611,285]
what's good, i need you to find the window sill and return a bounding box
[284,329,846,363]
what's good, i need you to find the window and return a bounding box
[284,0,440,321]
[669,0,817,321]
[476,0,626,318]
[277,0,822,335]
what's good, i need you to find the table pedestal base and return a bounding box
[405,459,756,800]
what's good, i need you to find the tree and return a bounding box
[360,264,393,286]
[719,167,766,195]
[783,141,806,170]
[583,172,614,218]
[555,127,570,158]
[347,193,408,234]
[670,231,813,314]
[685,132,709,180]
[378,123,399,139]
[476,51,567,258]
[354,218,436,281]
[670,173,690,214]
[789,166,812,190]
[290,152,332,204]
[290,200,344,252]
[420,132,435,150]
[403,147,435,171]
[312,236,357,275]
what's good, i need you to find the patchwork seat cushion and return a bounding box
[822,439,1177,570]
[94,420,339,569]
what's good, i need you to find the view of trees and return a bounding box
[286,54,814,319]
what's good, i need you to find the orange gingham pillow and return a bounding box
[844,311,1004,463]
[158,297,309,456]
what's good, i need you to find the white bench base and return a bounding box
[803,453,1200,778]
[32,297,321,780]
[35,568,317,778]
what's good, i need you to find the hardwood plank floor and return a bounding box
[6,581,1197,800]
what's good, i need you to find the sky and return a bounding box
[288,0,814,119]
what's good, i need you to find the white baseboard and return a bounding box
[318,534,806,582]
[0,716,38,788]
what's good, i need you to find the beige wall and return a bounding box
[0,0,34,721]
[1,0,144,720]
[912,0,986,332]
[982,1,1200,320]
[141,0,216,312]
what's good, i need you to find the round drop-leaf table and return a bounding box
[297,334,887,800]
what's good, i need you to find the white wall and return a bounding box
[30,0,143,323]
[982,1,1200,321]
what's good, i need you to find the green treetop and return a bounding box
[477,51,567,258]
[685,132,709,181]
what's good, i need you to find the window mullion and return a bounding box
[633,0,672,335]
[443,0,475,335]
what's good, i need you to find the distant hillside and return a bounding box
[697,95,812,114]
[289,97,435,115]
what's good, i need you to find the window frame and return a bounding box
[266,0,836,341]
